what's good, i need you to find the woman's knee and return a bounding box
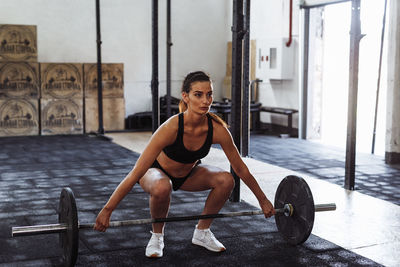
[150,179,172,200]
[215,172,235,191]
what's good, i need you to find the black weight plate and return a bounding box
[274,175,315,245]
[59,187,79,267]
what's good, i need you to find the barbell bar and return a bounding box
[10,175,337,266]
[12,203,336,237]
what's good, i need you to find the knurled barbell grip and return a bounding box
[79,210,268,229]
[11,203,336,237]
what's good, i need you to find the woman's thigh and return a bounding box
[139,168,172,194]
[179,164,233,192]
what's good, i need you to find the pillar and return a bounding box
[385,0,400,164]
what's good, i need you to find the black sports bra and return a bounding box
[163,113,213,164]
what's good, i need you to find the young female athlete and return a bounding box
[94,71,275,258]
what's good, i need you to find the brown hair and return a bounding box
[179,71,228,128]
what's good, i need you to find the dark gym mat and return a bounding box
[0,135,382,266]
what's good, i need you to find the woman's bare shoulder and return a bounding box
[151,113,180,141]
[160,113,180,131]
[211,119,231,143]
[145,114,180,150]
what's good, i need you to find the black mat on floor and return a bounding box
[248,134,400,206]
[0,135,381,266]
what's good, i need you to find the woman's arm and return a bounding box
[94,116,179,231]
[215,124,275,217]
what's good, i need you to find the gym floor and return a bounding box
[0,133,399,266]
[111,132,400,267]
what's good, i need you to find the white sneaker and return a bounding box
[145,231,164,258]
[192,225,226,252]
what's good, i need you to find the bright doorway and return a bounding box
[308,0,388,156]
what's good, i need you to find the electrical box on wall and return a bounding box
[255,38,294,80]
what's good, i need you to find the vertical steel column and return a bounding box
[300,8,310,140]
[371,0,387,154]
[345,0,362,190]
[166,0,172,118]
[151,0,160,132]
[230,0,244,202]
[241,0,250,157]
[95,0,104,134]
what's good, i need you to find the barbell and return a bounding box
[11,175,336,267]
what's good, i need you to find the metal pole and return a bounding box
[95,0,104,134]
[151,0,160,132]
[345,0,362,190]
[230,0,244,202]
[371,0,387,154]
[242,0,250,157]
[300,8,310,140]
[166,0,172,118]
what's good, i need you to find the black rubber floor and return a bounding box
[248,134,400,206]
[0,135,383,266]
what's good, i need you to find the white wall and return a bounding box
[250,0,300,128]
[159,0,232,102]
[0,0,231,116]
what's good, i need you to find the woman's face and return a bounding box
[183,81,213,114]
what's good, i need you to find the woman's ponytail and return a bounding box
[179,99,187,113]
[209,112,229,128]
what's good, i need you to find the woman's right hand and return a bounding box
[94,207,112,232]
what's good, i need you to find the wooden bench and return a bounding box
[260,106,298,137]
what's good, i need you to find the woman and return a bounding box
[94,71,275,258]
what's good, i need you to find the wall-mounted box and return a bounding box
[0,62,40,99]
[255,38,294,80]
[0,24,37,62]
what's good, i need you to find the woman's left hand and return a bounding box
[259,197,275,218]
